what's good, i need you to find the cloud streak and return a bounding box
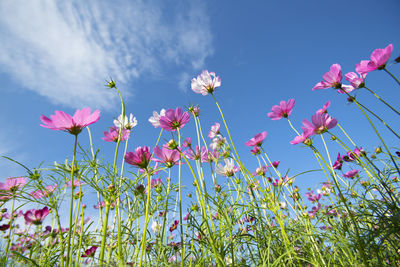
[0,0,213,109]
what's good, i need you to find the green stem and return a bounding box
[364,86,400,116]
[139,172,152,266]
[66,135,78,266]
[384,67,400,86]
[4,196,15,262]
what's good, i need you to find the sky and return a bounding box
[0,0,400,213]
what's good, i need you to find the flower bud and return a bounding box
[375,147,382,154]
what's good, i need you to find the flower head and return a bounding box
[31,185,57,199]
[301,112,338,135]
[312,64,342,90]
[356,44,393,74]
[40,108,100,135]
[148,109,166,128]
[208,123,221,139]
[153,145,181,168]
[191,70,221,95]
[113,113,137,130]
[159,107,190,131]
[316,101,331,114]
[125,146,152,169]
[343,169,359,178]
[24,207,50,225]
[344,72,366,90]
[245,131,267,147]
[102,126,130,142]
[0,177,27,200]
[267,99,295,120]
[216,158,240,177]
[186,146,208,162]
[82,246,98,258]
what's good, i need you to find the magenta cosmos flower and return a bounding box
[312,64,342,90]
[267,99,295,120]
[102,126,130,142]
[159,107,190,131]
[245,131,267,147]
[343,169,359,178]
[153,145,181,168]
[82,246,98,258]
[40,108,100,135]
[125,146,152,169]
[356,44,393,75]
[191,70,221,95]
[24,206,50,225]
[302,112,338,135]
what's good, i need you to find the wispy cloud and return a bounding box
[0,0,213,109]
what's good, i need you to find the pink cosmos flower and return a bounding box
[269,161,280,168]
[40,108,100,135]
[305,191,322,202]
[191,70,221,95]
[344,72,366,90]
[208,123,221,139]
[0,177,27,200]
[312,64,342,90]
[290,131,312,145]
[102,126,130,142]
[186,146,208,162]
[252,165,267,176]
[316,101,331,114]
[31,185,57,199]
[153,145,181,168]
[94,201,106,209]
[125,146,152,169]
[66,180,85,189]
[343,169,359,178]
[250,146,260,155]
[82,246,98,258]
[267,99,296,120]
[245,131,267,147]
[24,207,50,225]
[159,107,190,131]
[301,112,338,135]
[210,135,226,150]
[183,137,192,148]
[148,109,166,128]
[332,153,343,170]
[356,44,393,74]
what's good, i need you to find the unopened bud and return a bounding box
[375,147,382,154]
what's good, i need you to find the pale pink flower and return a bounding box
[186,146,208,162]
[267,99,295,120]
[312,64,342,90]
[125,146,152,169]
[210,135,226,150]
[159,107,190,132]
[31,185,57,199]
[66,180,85,189]
[40,108,100,135]
[356,44,393,74]
[24,207,50,225]
[290,132,312,145]
[102,126,130,142]
[245,131,267,147]
[252,165,267,176]
[215,158,240,177]
[208,123,221,139]
[344,72,366,89]
[191,70,221,95]
[148,109,166,128]
[0,177,27,200]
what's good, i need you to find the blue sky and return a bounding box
[1,0,399,201]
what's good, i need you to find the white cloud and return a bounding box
[0,0,213,109]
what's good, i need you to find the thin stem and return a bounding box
[384,67,400,86]
[364,86,400,116]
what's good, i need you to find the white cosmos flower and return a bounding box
[114,113,137,130]
[148,109,166,128]
[216,158,239,177]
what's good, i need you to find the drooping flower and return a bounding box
[208,123,221,139]
[250,146,261,155]
[153,145,181,168]
[24,207,50,225]
[191,70,221,95]
[267,99,296,120]
[356,44,393,74]
[343,169,359,178]
[301,112,338,135]
[332,153,343,170]
[125,146,152,169]
[215,158,240,177]
[169,220,179,232]
[113,113,137,130]
[159,107,190,131]
[82,246,98,258]
[40,108,100,135]
[312,64,342,90]
[102,126,130,142]
[148,109,166,128]
[245,131,267,147]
